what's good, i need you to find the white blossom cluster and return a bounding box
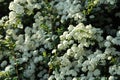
[57,23,103,50]
[50,0,116,23]
[50,0,86,23]
[0,0,120,80]
[104,30,120,48]
[0,0,56,80]
[48,23,120,80]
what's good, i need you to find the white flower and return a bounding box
[88,77,95,80]
[112,37,120,45]
[86,24,92,29]
[72,77,77,80]
[76,23,84,29]
[74,53,80,59]
[63,31,68,37]
[61,15,67,23]
[33,50,38,56]
[81,67,87,72]
[93,0,99,4]
[1,60,7,68]
[107,56,112,60]
[62,40,69,47]
[44,38,50,44]
[66,34,72,40]
[57,44,64,50]
[116,30,120,37]
[9,11,17,21]
[34,57,39,63]
[69,40,74,44]
[12,33,18,40]
[25,27,31,34]
[24,69,34,78]
[81,76,87,80]
[60,35,66,40]
[93,69,100,76]
[21,57,28,62]
[38,56,43,61]
[70,70,77,76]
[54,0,84,21]
[71,44,78,52]
[104,41,111,47]
[52,35,58,40]
[17,34,24,43]
[34,3,41,9]
[68,25,74,31]
[17,23,23,29]
[87,71,93,77]
[5,65,14,72]
[60,57,71,66]
[88,64,95,71]
[52,49,57,54]
[109,76,115,80]
[23,51,30,57]
[9,2,16,10]
[48,75,54,80]
[66,49,72,56]
[73,13,83,20]
[14,0,26,3]
[6,29,14,35]
[116,66,120,75]
[106,35,113,41]
[9,2,24,14]
[109,65,116,75]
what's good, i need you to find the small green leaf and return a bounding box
[43,51,47,57]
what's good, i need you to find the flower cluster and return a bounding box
[49,23,103,80]
[0,0,56,80]
[48,24,120,80]
[0,0,120,80]
[50,0,86,23]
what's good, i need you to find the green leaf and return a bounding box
[43,51,47,57]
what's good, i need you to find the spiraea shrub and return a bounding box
[0,0,120,80]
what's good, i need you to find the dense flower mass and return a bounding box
[0,0,120,80]
[48,23,120,80]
